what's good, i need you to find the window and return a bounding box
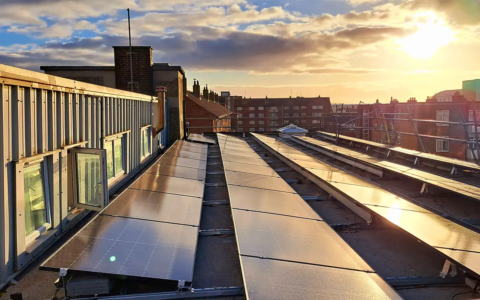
[238,114,243,118]
[270,121,279,126]
[238,128,243,132]
[436,137,449,152]
[249,128,255,131]
[293,113,299,117]
[312,120,320,124]
[140,126,151,161]
[259,113,264,117]
[313,113,322,117]
[468,110,480,132]
[249,113,255,118]
[249,121,255,125]
[284,113,290,117]
[301,120,307,124]
[259,121,264,125]
[294,120,299,125]
[270,106,279,112]
[238,121,243,125]
[270,113,278,118]
[313,105,323,109]
[301,113,307,117]
[249,107,255,111]
[259,128,265,132]
[237,107,243,111]
[293,106,299,110]
[258,106,264,110]
[436,110,449,126]
[104,135,126,183]
[24,163,50,244]
[284,120,289,124]
[301,106,307,109]
[284,106,290,110]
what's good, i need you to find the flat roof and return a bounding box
[40,66,115,71]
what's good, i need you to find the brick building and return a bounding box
[40,46,186,144]
[185,91,232,134]
[355,91,480,161]
[232,96,331,132]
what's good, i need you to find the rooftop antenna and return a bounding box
[127,8,133,92]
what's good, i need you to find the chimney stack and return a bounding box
[203,85,209,101]
[193,80,200,97]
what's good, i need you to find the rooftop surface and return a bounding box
[1,133,479,300]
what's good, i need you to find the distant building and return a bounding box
[463,79,480,102]
[355,92,480,161]
[185,91,233,134]
[41,46,186,144]
[232,96,331,132]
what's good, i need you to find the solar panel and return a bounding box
[170,144,209,154]
[187,133,216,145]
[233,210,372,270]
[177,140,209,149]
[162,149,208,161]
[240,256,401,300]
[222,148,264,158]
[102,189,202,226]
[131,174,205,198]
[225,170,295,193]
[223,161,280,177]
[220,153,270,167]
[157,156,207,170]
[41,215,198,281]
[146,163,206,181]
[228,185,320,219]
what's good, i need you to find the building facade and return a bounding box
[0,64,169,289]
[232,96,331,132]
[185,91,232,134]
[41,46,186,144]
[355,95,480,161]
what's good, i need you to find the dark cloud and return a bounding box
[1,25,408,72]
[403,0,480,25]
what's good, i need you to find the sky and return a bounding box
[0,0,479,104]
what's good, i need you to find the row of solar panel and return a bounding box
[217,133,402,300]
[41,140,208,282]
[252,133,480,277]
[292,136,480,201]
[317,131,480,172]
[187,133,217,145]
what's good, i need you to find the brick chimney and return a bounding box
[113,46,153,95]
[193,80,201,97]
[209,90,215,102]
[203,85,209,101]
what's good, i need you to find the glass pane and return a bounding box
[143,129,150,157]
[114,139,124,175]
[105,141,114,179]
[76,153,103,207]
[24,164,47,236]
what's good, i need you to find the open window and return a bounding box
[104,134,127,185]
[141,125,152,162]
[71,148,108,211]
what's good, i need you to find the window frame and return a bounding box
[259,121,264,125]
[249,113,255,118]
[249,127,255,131]
[103,131,129,186]
[140,125,152,162]
[249,120,255,125]
[258,106,264,111]
[21,160,52,247]
[436,136,450,152]
[258,113,264,118]
[249,107,255,111]
[237,107,243,111]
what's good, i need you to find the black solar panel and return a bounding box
[223,161,279,177]
[102,189,202,226]
[41,215,198,281]
[131,174,205,198]
[146,163,206,181]
[225,170,295,193]
[157,156,207,170]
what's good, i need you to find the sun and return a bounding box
[398,13,455,59]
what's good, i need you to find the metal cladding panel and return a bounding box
[228,185,321,220]
[131,174,204,198]
[240,256,401,300]
[187,133,216,145]
[41,215,198,281]
[225,170,295,193]
[102,189,202,226]
[162,150,208,161]
[222,148,263,158]
[157,156,207,170]
[223,161,279,177]
[146,163,206,181]
[233,210,372,271]
[220,154,269,167]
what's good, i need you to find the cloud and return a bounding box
[348,0,383,6]
[402,0,480,25]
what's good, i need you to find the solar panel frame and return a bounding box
[131,174,205,198]
[145,163,206,181]
[157,156,207,170]
[224,170,296,193]
[223,161,280,177]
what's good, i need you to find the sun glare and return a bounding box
[398,13,455,59]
